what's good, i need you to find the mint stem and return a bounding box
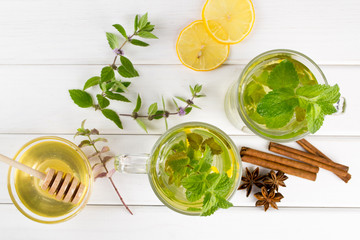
[87,136,133,215]
[118,95,196,119]
[112,33,136,66]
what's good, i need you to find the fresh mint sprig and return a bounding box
[256,59,341,133]
[165,133,234,216]
[123,84,205,132]
[69,13,205,132]
[75,120,133,215]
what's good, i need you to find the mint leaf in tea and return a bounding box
[243,58,341,134]
[160,131,236,216]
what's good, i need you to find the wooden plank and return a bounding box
[0,134,358,207]
[0,0,359,64]
[0,64,358,135]
[0,204,359,239]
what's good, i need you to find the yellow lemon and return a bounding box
[176,20,229,71]
[211,166,220,173]
[202,0,255,44]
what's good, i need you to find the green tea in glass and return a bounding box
[114,122,241,216]
[225,49,343,142]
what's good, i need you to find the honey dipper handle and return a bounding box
[0,154,46,180]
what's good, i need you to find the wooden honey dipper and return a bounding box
[0,154,85,204]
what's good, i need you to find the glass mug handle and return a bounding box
[334,96,346,114]
[114,154,149,174]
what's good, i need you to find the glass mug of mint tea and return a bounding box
[225,49,344,142]
[115,122,241,216]
[7,136,93,224]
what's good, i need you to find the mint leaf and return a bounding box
[166,152,189,170]
[267,60,299,90]
[111,80,128,92]
[197,145,212,173]
[318,84,340,103]
[118,67,137,78]
[201,137,223,155]
[83,76,100,90]
[138,13,148,29]
[118,56,139,78]
[106,32,119,50]
[166,152,190,186]
[247,109,265,124]
[295,84,340,133]
[175,96,187,104]
[101,109,123,129]
[185,107,192,115]
[317,102,337,115]
[114,82,131,93]
[112,24,127,39]
[171,140,187,153]
[142,24,155,32]
[201,192,218,216]
[297,84,340,104]
[215,195,233,209]
[69,89,93,108]
[257,88,298,117]
[101,66,115,83]
[244,81,266,106]
[162,96,168,130]
[130,39,149,47]
[96,94,110,109]
[172,98,179,109]
[306,103,324,133]
[148,103,158,115]
[206,173,220,186]
[187,133,203,150]
[190,104,201,109]
[201,174,233,216]
[105,91,131,102]
[296,84,329,99]
[186,191,203,203]
[134,15,139,31]
[264,111,294,129]
[153,110,164,119]
[213,173,233,197]
[133,94,142,112]
[136,119,148,133]
[182,173,207,202]
[138,31,158,39]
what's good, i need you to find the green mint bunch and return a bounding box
[68,13,205,131]
[256,60,340,133]
[165,133,233,216]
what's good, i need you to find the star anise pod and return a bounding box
[238,167,265,197]
[254,186,284,212]
[263,170,288,192]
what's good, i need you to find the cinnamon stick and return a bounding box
[269,142,348,179]
[296,139,349,172]
[241,155,317,181]
[296,139,351,183]
[240,147,319,174]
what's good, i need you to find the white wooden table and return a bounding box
[0,0,359,239]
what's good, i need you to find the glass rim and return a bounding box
[7,136,93,224]
[236,49,328,142]
[148,121,242,216]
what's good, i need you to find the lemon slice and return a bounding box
[202,0,255,44]
[176,20,230,71]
